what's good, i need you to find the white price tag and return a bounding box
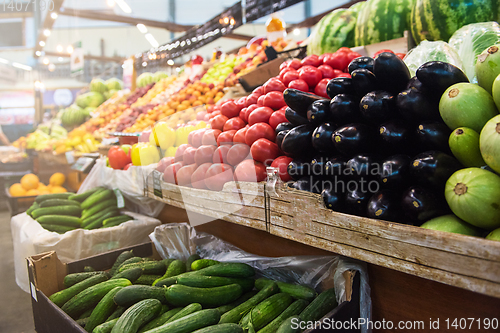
[30,282,38,302]
[65,151,75,164]
[114,189,125,208]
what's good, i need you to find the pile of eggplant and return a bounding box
[277,53,469,225]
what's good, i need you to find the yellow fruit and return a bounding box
[9,183,26,197]
[50,186,67,193]
[38,189,51,195]
[21,174,40,190]
[37,183,48,190]
[26,189,39,196]
[49,173,66,186]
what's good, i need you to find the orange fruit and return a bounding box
[49,173,66,186]
[26,189,39,196]
[37,183,48,190]
[50,186,67,193]
[21,174,39,191]
[38,189,51,195]
[9,183,26,197]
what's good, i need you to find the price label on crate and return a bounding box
[152,170,163,198]
[65,151,75,164]
[113,189,125,208]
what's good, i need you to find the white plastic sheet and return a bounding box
[78,158,164,217]
[150,223,372,333]
[404,40,464,77]
[12,211,161,293]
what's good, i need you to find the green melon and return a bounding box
[411,0,500,45]
[354,0,412,46]
[307,9,358,55]
[349,1,366,14]
[90,78,107,93]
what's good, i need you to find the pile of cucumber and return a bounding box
[26,187,133,234]
[50,251,339,333]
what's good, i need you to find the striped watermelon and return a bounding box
[411,0,500,45]
[307,9,358,55]
[355,0,412,46]
[349,1,366,14]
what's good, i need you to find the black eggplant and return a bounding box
[410,151,463,190]
[414,122,452,154]
[324,156,348,178]
[326,77,356,99]
[416,61,469,97]
[351,69,378,97]
[281,124,316,157]
[322,187,345,212]
[311,156,330,177]
[348,56,374,74]
[346,155,380,180]
[287,159,312,180]
[373,52,411,94]
[275,122,295,135]
[312,123,336,153]
[283,88,326,116]
[378,155,411,190]
[290,176,326,194]
[285,107,309,126]
[401,186,449,225]
[276,130,289,152]
[406,76,425,91]
[367,190,403,222]
[379,120,411,154]
[344,186,370,217]
[397,88,441,123]
[307,100,331,125]
[359,91,397,124]
[329,94,362,125]
[333,123,377,155]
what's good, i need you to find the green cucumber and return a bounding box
[299,288,337,322]
[26,202,39,217]
[94,318,118,333]
[177,275,254,292]
[68,187,102,203]
[192,324,244,333]
[82,189,114,210]
[165,283,243,308]
[79,308,94,320]
[257,299,309,333]
[102,215,133,228]
[255,278,317,301]
[116,257,143,272]
[37,215,82,228]
[82,206,119,228]
[197,263,254,278]
[240,293,293,331]
[39,199,81,208]
[82,198,117,219]
[220,282,279,324]
[111,267,143,283]
[35,192,74,203]
[138,308,183,333]
[50,274,109,307]
[191,259,219,271]
[135,274,162,285]
[110,250,134,276]
[111,299,162,333]
[144,309,221,333]
[153,259,185,286]
[186,254,201,272]
[166,303,202,323]
[64,271,107,288]
[85,286,124,332]
[118,260,166,276]
[61,278,132,319]
[113,285,168,307]
[32,205,82,219]
[153,271,199,288]
[84,210,120,230]
[42,224,76,234]
[216,291,258,314]
[84,266,96,272]
[276,316,301,333]
[106,307,126,321]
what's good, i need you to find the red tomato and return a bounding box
[245,122,276,146]
[319,53,332,64]
[187,130,195,145]
[207,105,215,114]
[252,86,264,96]
[280,60,291,71]
[337,47,352,53]
[191,128,207,148]
[268,111,288,130]
[336,73,351,78]
[217,130,236,145]
[203,113,210,121]
[235,97,246,109]
[245,93,259,107]
[288,58,302,70]
[396,53,406,60]
[373,49,394,57]
[323,52,350,71]
[223,117,246,132]
[271,156,293,182]
[196,111,206,120]
[213,145,231,164]
[257,95,266,106]
[263,91,286,110]
[108,146,132,170]
[240,104,258,122]
[279,67,294,82]
[123,163,133,171]
[220,100,241,118]
[263,78,286,94]
[248,106,273,126]
[163,162,184,184]
[298,66,323,87]
[234,159,267,182]
[283,70,300,87]
[177,164,198,187]
[156,156,175,173]
[301,55,321,67]
[288,79,309,92]
[318,65,336,79]
[182,146,198,165]
[227,144,251,166]
[332,69,344,78]
[191,163,212,189]
[233,127,248,144]
[209,114,229,131]
[251,138,279,165]
[175,144,192,162]
[204,164,234,191]
[195,145,217,165]
[201,129,221,146]
[209,110,221,119]
[314,78,330,98]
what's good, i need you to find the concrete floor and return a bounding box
[0,210,36,333]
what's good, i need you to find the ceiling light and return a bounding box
[142,62,147,67]
[167,59,174,66]
[57,45,63,52]
[35,51,42,57]
[51,12,58,19]
[223,17,229,25]
[34,81,42,89]
[136,24,147,34]
[13,62,32,71]
[43,29,51,36]
[42,58,50,65]
[107,0,115,7]
[48,63,56,72]
[293,28,301,36]
[58,57,64,62]
[67,45,74,54]
[39,41,45,47]
[0,58,9,64]
[145,33,159,48]
[230,18,235,26]
[115,0,132,13]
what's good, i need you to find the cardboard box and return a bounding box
[28,242,360,333]
[238,57,285,92]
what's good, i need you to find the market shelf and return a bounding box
[146,174,500,299]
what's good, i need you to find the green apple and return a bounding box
[420,214,481,236]
[486,228,500,241]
